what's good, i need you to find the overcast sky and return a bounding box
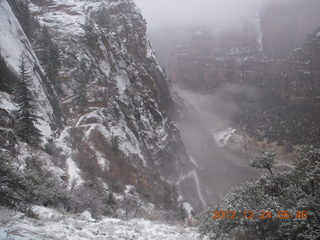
[134,0,273,29]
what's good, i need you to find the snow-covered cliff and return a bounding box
[0,0,212,215]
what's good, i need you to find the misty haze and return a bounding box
[0,0,320,239]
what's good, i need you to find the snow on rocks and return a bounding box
[113,70,131,93]
[96,122,146,167]
[0,92,17,112]
[183,202,194,219]
[31,206,64,220]
[29,0,87,36]
[79,211,96,222]
[213,127,243,147]
[146,39,156,59]
[0,0,29,71]
[0,207,204,240]
[66,157,84,189]
[95,151,109,171]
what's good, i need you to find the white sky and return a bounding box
[134,0,272,29]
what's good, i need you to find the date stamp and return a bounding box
[211,210,308,220]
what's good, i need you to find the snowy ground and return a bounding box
[0,207,203,240]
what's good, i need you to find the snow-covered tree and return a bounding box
[37,26,61,80]
[15,56,42,146]
[0,151,28,207]
[0,149,74,211]
[249,150,275,174]
[200,146,320,240]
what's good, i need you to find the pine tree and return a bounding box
[75,61,88,113]
[38,26,49,63]
[0,50,20,94]
[15,56,42,146]
[104,192,116,216]
[82,16,98,48]
[0,50,7,92]
[75,78,87,114]
[38,26,61,83]
[0,151,29,207]
[111,135,119,154]
[9,0,35,40]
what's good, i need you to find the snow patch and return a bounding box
[99,60,111,77]
[0,229,7,239]
[79,211,95,222]
[125,185,135,195]
[146,40,156,59]
[95,151,109,171]
[31,206,63,220]
[113,70,130,93]
[213,127,242,147]
[97,124,146,167]
[183,202,194,218]
[29,0,87,36]
[36,117,52,143]
[66,157,83,189]
[0,92,17,111]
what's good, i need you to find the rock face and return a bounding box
[0,0,212,215]
[37,0,213,211]
[0,0,58,144]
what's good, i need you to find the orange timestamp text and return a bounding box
[211,210,308,220]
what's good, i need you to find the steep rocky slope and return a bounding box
[0,0,213,217]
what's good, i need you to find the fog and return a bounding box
[134,0,269,202]
[135,0,273,30]
[134,0,278,69]
[177,84,259,130]
[133,0,320,205]
[174,84,259,201]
